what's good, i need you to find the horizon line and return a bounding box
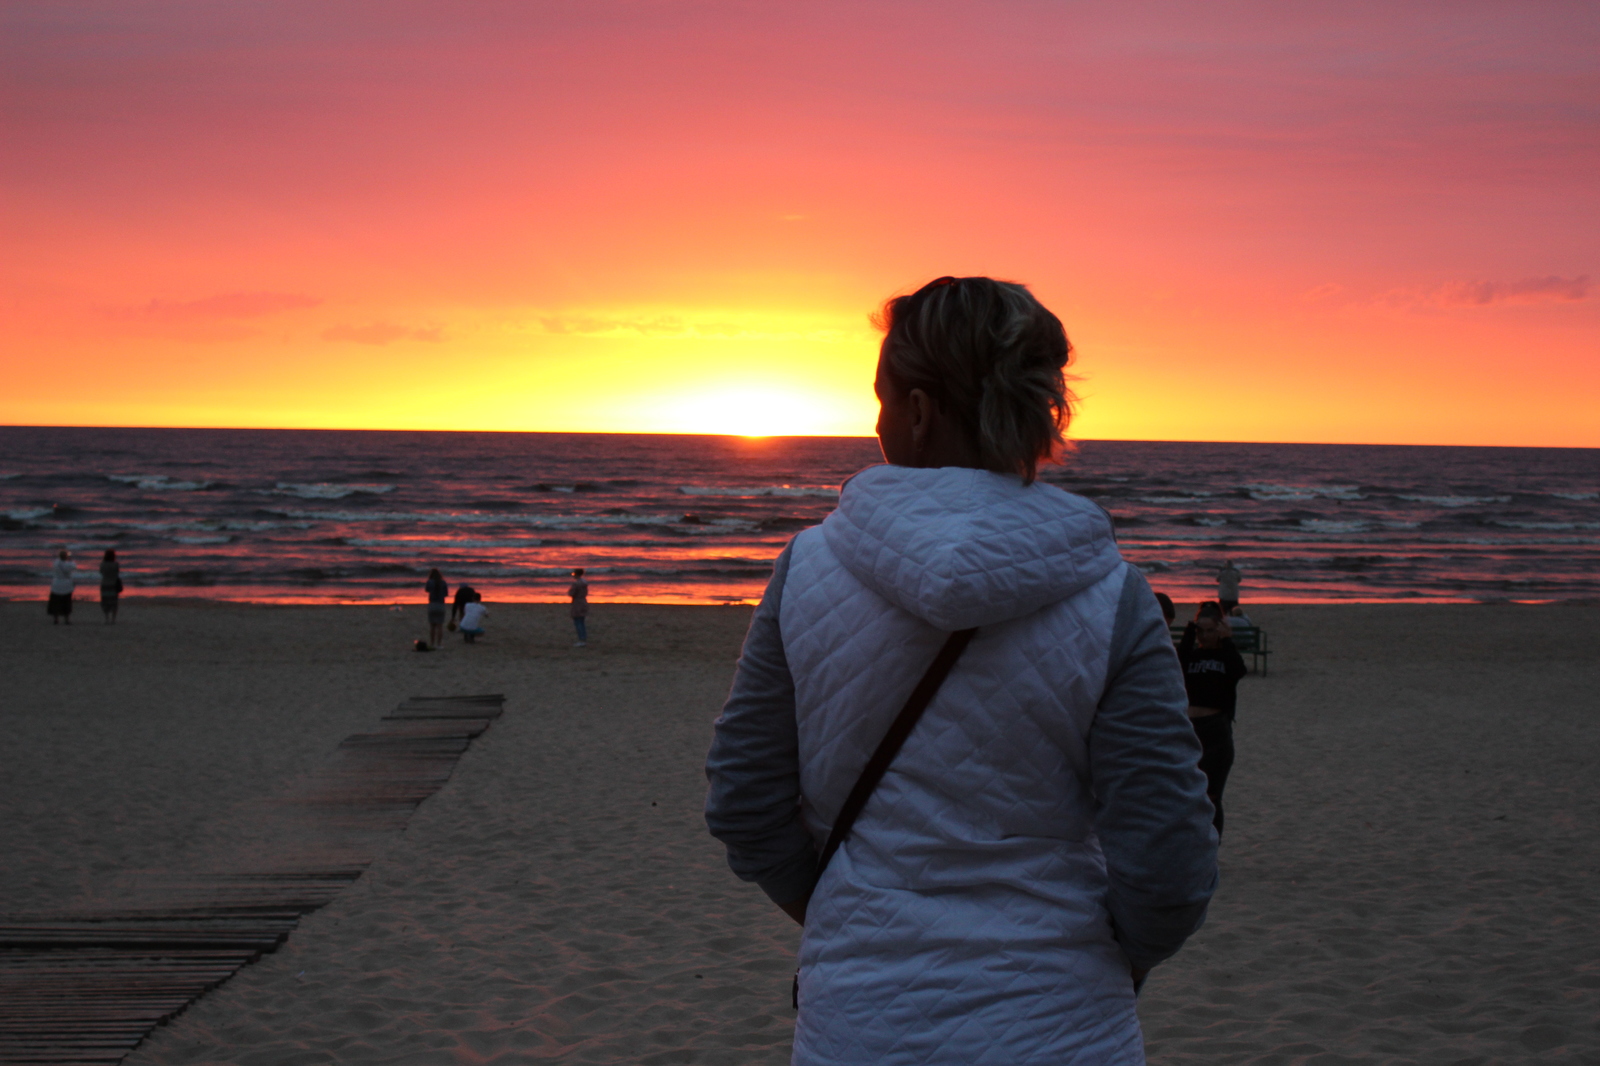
[0,423,1595,452]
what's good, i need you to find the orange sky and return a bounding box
[3,2,1597,445]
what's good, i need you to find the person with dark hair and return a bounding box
[423,568,449,648]
[1154,591,1176,630]
[568,568,589,646]
[705,277,1217,1063]
[450,583,476,628]
[99,549,123,623]
[47,549,75,625]
[1178,601,1248,834]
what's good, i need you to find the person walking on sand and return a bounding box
[1217,559,1242,614]
[47,549,76,625]
[423,567,449,648]
[705,276,1217,1064]
[568,568,589,646]
[1179,602,1248,834]
[99,549,123,624]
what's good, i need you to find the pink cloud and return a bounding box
[321,323,443,345]
[1434,276,1591,307]
[1387,276,1592,310]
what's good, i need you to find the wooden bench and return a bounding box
[1171,624,1272,676]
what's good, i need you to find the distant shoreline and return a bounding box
[6,589,1593,605]
[3,424,1598,450]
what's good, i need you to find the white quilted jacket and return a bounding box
[783,464,1142,1064]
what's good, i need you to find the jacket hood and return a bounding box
[820,464,1123,631]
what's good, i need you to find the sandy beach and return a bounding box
[3,599,1597,1064]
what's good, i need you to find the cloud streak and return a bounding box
[1384,276,1593,311]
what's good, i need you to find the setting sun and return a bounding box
[654,385,852,438]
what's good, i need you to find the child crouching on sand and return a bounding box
[459,592,487,644]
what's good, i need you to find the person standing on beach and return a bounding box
[423,567,449,648]
[99,549,123,623]
[1179,602,1248,834]
[47,549,77,624]
[705,276,1217,1063]
[568,568,589,647]
[1217,559,1242,613]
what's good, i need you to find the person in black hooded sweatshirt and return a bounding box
[1178,602,1248,834]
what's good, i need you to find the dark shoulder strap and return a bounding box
[814,627,978,878]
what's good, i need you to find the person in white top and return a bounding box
[48,549,76,625]
[459,594,488,643]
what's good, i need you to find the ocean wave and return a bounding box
[108,474,212,491]
[527,483,604,493]
[7,507,51,520]
[1397,494,1512,508]
[678,485,840,498]
[1299,519,1370,533]
[346,538,543,549]
[270,482,396,500]
[272,508,755,531]
[220,519,301,532]
[132,519,303,534]
[1191,517,1227,527]
[1246,483,1364,501]
[1551,491,1598,501]
[171,535,233,545]
[1488,519,1600,531]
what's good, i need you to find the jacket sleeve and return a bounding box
[704,542,819,906]
[1089,566,1220,971]
[1222,640,1248,682]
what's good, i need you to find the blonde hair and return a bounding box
[876,276,1074,484]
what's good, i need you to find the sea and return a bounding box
[1,427,1596,606]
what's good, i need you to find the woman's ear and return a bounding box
[906,389,935,456]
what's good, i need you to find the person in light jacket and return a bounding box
[705,276,1218,1065]
[47,549,76,624]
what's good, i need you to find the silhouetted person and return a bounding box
[450,583,476,627]
[1178,601,1247,833]
[568,568,589,646]
[99,549,122,623]
[48,549,75,625]
[424,567,449,648]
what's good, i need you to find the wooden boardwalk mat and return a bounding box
[0,693,504,1065]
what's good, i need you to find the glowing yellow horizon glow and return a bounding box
[9,291,1595,447]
